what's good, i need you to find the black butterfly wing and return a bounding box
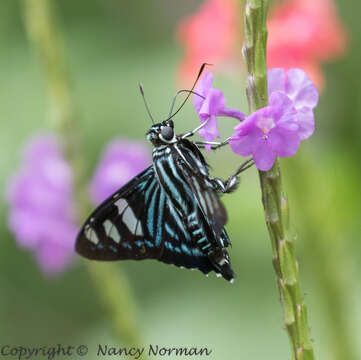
[158,201,218,275]
[76,165,218,276]
[186,171,228,239]
[76,166,160,260]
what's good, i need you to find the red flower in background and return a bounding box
[176,0,347,89]
[177,0,239,83]
[267,0,347,89]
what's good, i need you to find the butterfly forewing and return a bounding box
[76,166,218,276]
[76,167,162,261]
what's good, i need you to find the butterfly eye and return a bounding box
[161,126,174,141]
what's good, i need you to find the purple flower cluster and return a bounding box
[230,92,300,171]
[6,135,77,275]
[194,68,318,170]
[89,139,151,205]
[6,136,151,276]
[267,68,318,140]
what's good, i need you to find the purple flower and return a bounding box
[268,68,319,140]
[89,139,151,204]
[194,71,245,150]
[230,92,300,171]
[5,135,77,275]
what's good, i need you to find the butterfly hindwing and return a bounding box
[174,140,228,239]
[159,202,217,275]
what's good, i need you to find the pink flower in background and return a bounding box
[267,0,347,89]
[5,135,77,275]
[268,68,319,140]
[194,71,245,150]
[90,139,151,204]
[176,0,347,89]
[230,92,300,171]
[176,0,239,83]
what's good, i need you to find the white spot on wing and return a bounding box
[122,206,137,233]
[84,224,99,245]
[135,222,144,236]
[104,219,121,243]
[115,198,128,213]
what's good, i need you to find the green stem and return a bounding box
[242,1,315,359]
[22,0,146,349]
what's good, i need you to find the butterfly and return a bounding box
[75,65,252,282]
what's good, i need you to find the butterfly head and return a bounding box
[146,119,176,146]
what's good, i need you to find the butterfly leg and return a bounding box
[181,118,211,139]
[208,158,254,193]
[194,139,229,150]
[181,121,230,150]
[209,176,238,193]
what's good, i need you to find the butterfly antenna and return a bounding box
[168,90,205,118]
[139,83,155,125]
[165,62,211,121]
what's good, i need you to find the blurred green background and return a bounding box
[1,0,360,359]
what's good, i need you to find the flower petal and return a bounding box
[229,128,262,156]
[296,107,315,140]
[268,68,286,94]
[218,106,246,120]
[293,83,319,110]
[252,138,277,171]
[198,88,226,116]
[194,71,214,111]
[268,91,295,122]
[285,68,312,100]
[269,128,301,157]
[229,135,253,156]
[234,111,261,136]
[198,114,220,144]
